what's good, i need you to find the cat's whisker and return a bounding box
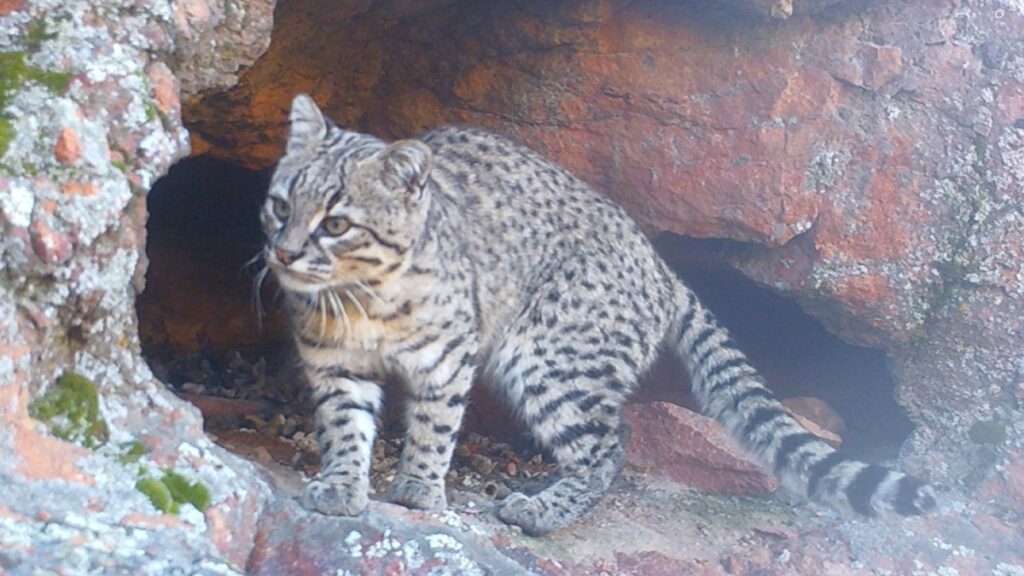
[345,288,370,322]
[252,265,270,331]
[242,250,264,272]
[354,280,385,306]
[330,290,351,339]
[317,292,328,344]
[325,290,343,342]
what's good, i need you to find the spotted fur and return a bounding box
[262,94,936,535]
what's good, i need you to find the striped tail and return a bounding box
[671,286,936,517]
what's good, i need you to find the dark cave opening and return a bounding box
[138,155,914,474]
[652,235,915,461]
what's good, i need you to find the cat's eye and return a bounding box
[271,197,290,220]
[321,216,351,236]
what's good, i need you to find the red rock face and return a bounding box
[186,0,1024,479]
[623,402,777,495]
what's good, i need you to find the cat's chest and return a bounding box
[294,290,423,352]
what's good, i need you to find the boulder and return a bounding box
[623,402,776,495]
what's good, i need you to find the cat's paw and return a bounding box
[496,492,549,536]
[386,474,447,511]
[300,478,369,517]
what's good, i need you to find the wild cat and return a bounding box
[260,94,935,535]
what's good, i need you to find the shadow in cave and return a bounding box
[653,234,915,461]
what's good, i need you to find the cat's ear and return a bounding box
[287,94,327,155]
[380,140,433,199]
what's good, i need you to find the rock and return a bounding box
[29,217,73,264]
[246,498,531,576]
[170,0,275,97]
[178,393,270,420]
[623,402,776,495]
[53,126,81,165]
[782,396,845,447]
[0,0,275,573]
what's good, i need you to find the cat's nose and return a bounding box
[274,247,303,265]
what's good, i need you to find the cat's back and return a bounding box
[420,126,638,246]
[416,125,664,328]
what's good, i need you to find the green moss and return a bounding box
[0,50,70,161]
[24,21,56,52]
[161,470,211,512]
[0,116,12,158]
[0,51,70,104]
[117,440,147,464]
[28,372,109,449]
[135,470,211,515]
[136,477,177,514]
[27,373,209,518]
[968,419,1006,446]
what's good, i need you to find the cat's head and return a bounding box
[263,94,433,293]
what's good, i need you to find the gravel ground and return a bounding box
[147,347,558,506]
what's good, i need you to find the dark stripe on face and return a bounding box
[846,464,890,516]
[344,255,383,266]
[356,224,406,254]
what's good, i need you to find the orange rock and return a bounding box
[61,181,98,197]
[782,397,845,437]
[8,388,93,485]
[0,0,22,16]
[206,491,263,568]
[54,127,82,165]
[147,62,179,115]
[177,393,270,420]
[0,504,30,523]
[121,512,188,530]
[861,44,903,90]
[788,412,842,448]
[29,218,73,264]
[623,401,776,495]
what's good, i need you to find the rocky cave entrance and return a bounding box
[137,155,914,488]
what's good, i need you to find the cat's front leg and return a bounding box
[301,366,383,516]
[387,334,478,511]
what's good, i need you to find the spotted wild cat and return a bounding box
[260,94,936,535]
